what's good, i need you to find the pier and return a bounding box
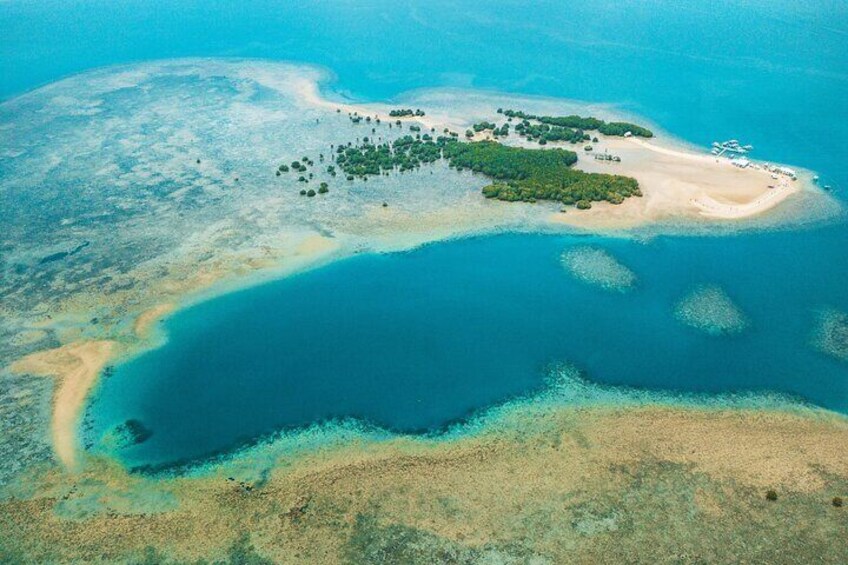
[711,139,753,157]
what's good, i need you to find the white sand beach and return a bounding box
[548,135,809,229]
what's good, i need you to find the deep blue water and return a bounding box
[88,230,848,468]
[4,1,846,467]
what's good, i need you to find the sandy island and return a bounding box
[287,72,818,230]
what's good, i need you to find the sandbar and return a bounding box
[134,304,175,339]
[10,340,115,470]
[549,135,811,229]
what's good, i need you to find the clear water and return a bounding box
[3,1,846,468]
[88,230,848,468]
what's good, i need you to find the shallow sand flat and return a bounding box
[547,135,810,229]
[286,69,459,134]
[1,405,845,563]
[9,341,115,470]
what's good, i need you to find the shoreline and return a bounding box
[6,232,345,471]
[628,136,803,219]
[549,134,813,228]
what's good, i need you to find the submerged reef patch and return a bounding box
[1,397,846,564]
[812,308,848,362]
[674,284,749,335]
[561,246,636,291]
[101,419,153,450]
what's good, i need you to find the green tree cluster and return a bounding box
[598,121,654,137]
[442,141,640,205]
[388,109,425,117]
[472,121,497,132]
[334,133,640,208]
[514,120,589,144]
[334,135,446,177]
[498,108,653,138]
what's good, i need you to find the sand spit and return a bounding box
[549,135,821,229]
[134,304,175,339]
[1,404,845,563]
[287,71,457,134]
[9,341,115,470]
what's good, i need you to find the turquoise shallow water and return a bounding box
[2,1,846,468]
[87,230,848,468]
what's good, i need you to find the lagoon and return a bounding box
[87,229,848,469]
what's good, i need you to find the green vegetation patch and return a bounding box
[499,108,653,139]
[335,135,640,208]
[335,135,445,176]
[388,108,425,117]
[445,141,640,206]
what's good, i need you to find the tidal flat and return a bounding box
[1,59,846,563]
[2,401,846,563]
